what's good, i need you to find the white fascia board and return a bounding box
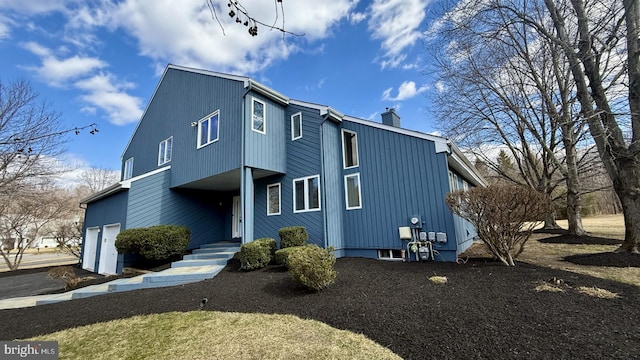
[447,144,488,187]
[79,182,127,205]
[245,79,289,105]
[289,99,343,123]
[343,115,449,152]
[121,64,250,161]
[120,165,171,188]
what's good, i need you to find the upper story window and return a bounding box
[291,112,302,140]
[342,129,359,169]
[293,175,320,213]
[158,137,173,166]
[123,157,134,180]
[267,183,281,216]
[252,98,266,134]
[198,111,220,148]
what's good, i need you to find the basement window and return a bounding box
[378,249,403,261]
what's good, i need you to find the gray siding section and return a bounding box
[253,104,324,246]
[126,170,230,249]
[321,121,345,251]
[244,93,287,173]
[122,68,244,186]
[449,169,478,254]
[340,120,457,256]
[82,191,128,272]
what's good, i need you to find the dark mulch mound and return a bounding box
[533,228,570,235]
[2,257,639,359]
[538,233,623,245]
[565,252,640,268]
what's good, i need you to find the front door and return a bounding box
[98,223,120,275]
[82,227,99,271]
[232,196,242,239]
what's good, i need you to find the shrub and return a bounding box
[278,226,308,248]
[286,245,337,291]
[446,184,550,266]
[274,246,302,267]
[115,225,190,261]
[239,238,275,270]
[48,266,79,290]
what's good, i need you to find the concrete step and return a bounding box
[143,265,224,283]
[70,284,112,299]
[191,247,240,256]
[171,258,229,267]
[183,252,236,260]
[35,293,74,306]
[199,242,241,250]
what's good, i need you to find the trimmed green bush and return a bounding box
[286,245,337,291]
[274,246,302,267]
[115,225,190,261]
[278,226,308,249]
[239,238,275,271]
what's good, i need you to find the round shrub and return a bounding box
[114,225,190,261]
[239,238,275,271]
[278,226,308,249]
[274,246,302,267]
[286,245,337,291]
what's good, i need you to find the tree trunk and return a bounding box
[543,210,561,230]
[562,124,586,236]
[566,188,586,236]
[615,164,640,253]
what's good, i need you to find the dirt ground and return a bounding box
[1,229,639,359]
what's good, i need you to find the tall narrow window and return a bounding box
[267,183,281,216]
[344,173,362,210]
[124,157,134,180]
[252,98,266,134]
[342,129,359,169]
[197,111,220,148]
[293,175,321,213]
[158,136,173,165]
[291,112,302,140]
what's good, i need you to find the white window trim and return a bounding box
[344,173,362,210]
[158,136,172,166]
[291,112,302,140]
[123,157,134,180]
[197,110,220,149]
[378,249,403,261]
[267,183,281,216]
[463,180,469,191]
[293,175,321,213]
[252,98,266,134]
[341,129,359,169]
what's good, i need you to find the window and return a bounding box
[344,173,362,210]
[342,129,359,168]
[291,112,302,140]
[124,158,133,180]
[293,175,320,213]
[252,98,266,134]
[448,171,454,190]
[158,137,173,165]
[267,183,281,216]
[378,249,403,261]
[463,180,469,191]
[454,174,459,190]
[198,111,220,148]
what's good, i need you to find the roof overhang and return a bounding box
[80,182,130,205]
[245,79,290,105]
[447,143,488,187]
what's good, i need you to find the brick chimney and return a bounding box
[381,108,401,127]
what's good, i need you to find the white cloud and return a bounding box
[350,12,367,24]
[0,0,66,14]
[435,81,445,93]
[75,74,144,126]
[382,80,428,101]
[368,0,431,69]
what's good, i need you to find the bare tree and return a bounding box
[428,0,594,233]
[79,167,120,194]
[0,183,71,270]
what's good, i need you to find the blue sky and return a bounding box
[0,0,443,174]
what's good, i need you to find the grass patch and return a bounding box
[429,276,448,284]
[534,283,565,293]
[28,311,401,360]
[576,286,620,299]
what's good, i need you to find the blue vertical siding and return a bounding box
[122,68,245,186]
[253,104,324,246]
[82,191,128,272]
[321,121,345,252]
[244,93,287,173]
[340,120,457,258]
[125,169,230,249]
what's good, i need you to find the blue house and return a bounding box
[80,64,485,274]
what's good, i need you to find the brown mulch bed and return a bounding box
[2,252,640,359]
[538,233,623,246]
[564,252,640,268]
